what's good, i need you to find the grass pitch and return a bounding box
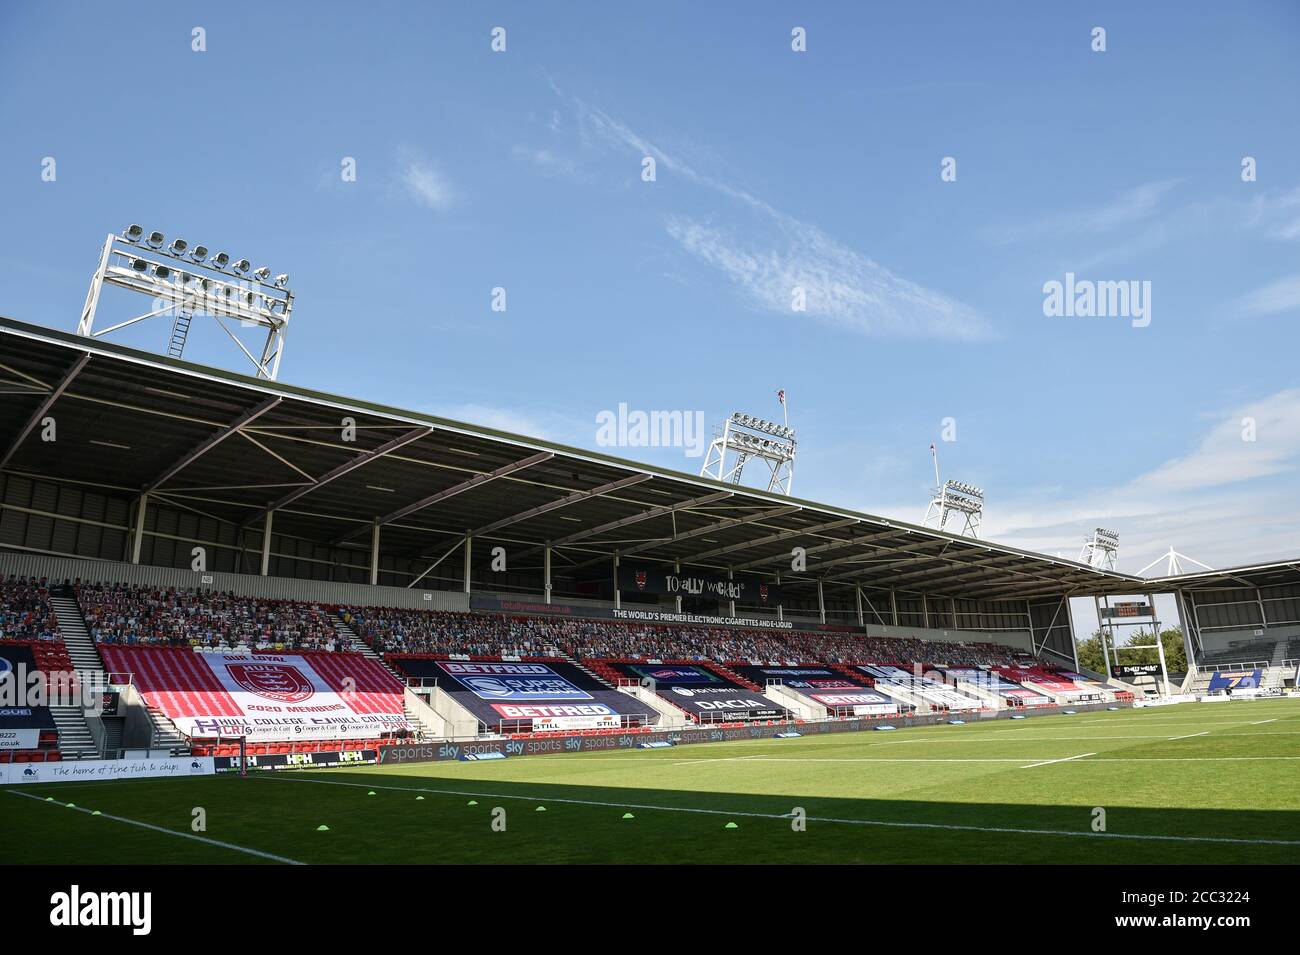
[6,698,1299,865]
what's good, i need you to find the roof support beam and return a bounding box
[263,426,432,515]
[732,527,909,572]
[0,351,90,470]
[337,450,555,545]
[469,473,652,537]
[146,397,282,491]
[570,504,802,569]
[682,517,859,564]
[542,490,734,551]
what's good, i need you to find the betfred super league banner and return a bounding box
[432,661,632,729]
[177,653,410,742]
[617,566,782,606]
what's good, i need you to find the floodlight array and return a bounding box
[113,225,292,321]
[729,412,796,441]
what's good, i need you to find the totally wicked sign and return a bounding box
[617,567,782,605]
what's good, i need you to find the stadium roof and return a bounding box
[0,315,1163,602]
[1142,559,1300,592]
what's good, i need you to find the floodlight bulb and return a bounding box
[123,224,144,242]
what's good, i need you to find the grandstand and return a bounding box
[1,314,1298,770]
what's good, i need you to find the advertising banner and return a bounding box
[419,659,650,729]
[730,665,897,715]
[1,756,215,786]
[616,662,786,721]
[468,596,859,633]
[0,644,58,749]
[175,653,409,742]
[616,567,782,606]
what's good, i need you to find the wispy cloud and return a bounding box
[399,150,453,210]
[1238,274,1300,317]
[984,180,1180,246]
[666,217,990,340]
[1132,389,1300,492]
[951,388,1300,572]
[537,94,991,341]
[510,145,578,179]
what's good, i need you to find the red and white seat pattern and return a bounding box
[99,645,410,743]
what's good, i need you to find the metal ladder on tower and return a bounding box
[167,302,195,359]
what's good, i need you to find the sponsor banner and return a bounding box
[1208,670,1262,691]
[617,567,782,606]
[377,699,1131,763]
[468,596,858,633]
[628,664,722,686]
[531,713,620,732]
[396,657,653,730]
[0,712,42,751]
[944,668,1052,706]
[214,749,375,772]
[1112,663,1161,677]
[0,646,58,750]
[1,756,214,786]
[613,662,786,721]
[729,664,897,715]
[805,691,896,715]
[177,653,410,742]
[437,661,591,702]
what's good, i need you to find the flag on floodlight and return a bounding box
[777,389,785,404]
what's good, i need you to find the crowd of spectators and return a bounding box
[8,573,1031,666]
[345,606,1028,668]
[0,575,60,641]
[77,583,340,651]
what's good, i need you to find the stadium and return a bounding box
[2,309,1298,873]
[2,5,1298,931]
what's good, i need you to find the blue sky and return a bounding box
[2,1,1299,597]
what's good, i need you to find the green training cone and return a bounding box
[467,800,478,806]
[415,796,425,801]
[724,822,739,829]
[622,813,635,820]
[535,806,547,812]
[91,811,102,816]
[367,790,377,796]
[316,824,331,831]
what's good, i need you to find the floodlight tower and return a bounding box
[1079,527,1120,571]
[78,225,294,380]
[700,412,797,495]
[922,443,983,537]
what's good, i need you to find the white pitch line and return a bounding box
[1251,719,1278,725]
[260,773,1300,848]
[1169,731,1210,741]
[5,789,305,865]
[1021,752,1096,769]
